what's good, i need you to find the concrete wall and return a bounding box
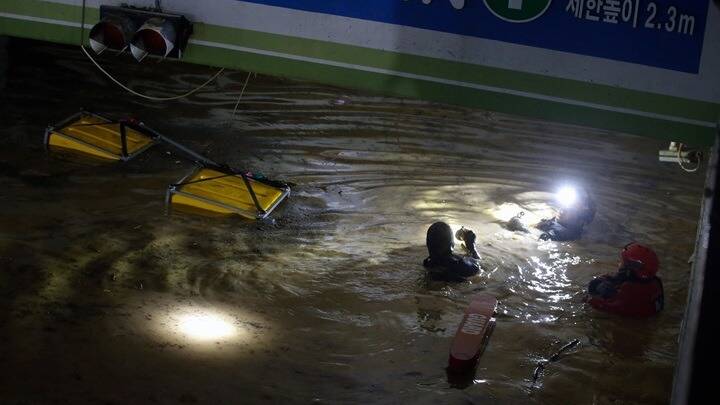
[1,0,718,144]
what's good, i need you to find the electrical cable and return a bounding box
[231,71,253,119]
[78,0,225,101]
[677,143,700,173]
[80,0,86,46]
[81,45,225,101]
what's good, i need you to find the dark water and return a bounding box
[0,39,706,404]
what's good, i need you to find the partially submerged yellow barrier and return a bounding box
[45,111,290,220]
[45,111,155,161]
[167,167,290,219]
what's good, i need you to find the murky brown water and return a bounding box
[0,39,707,404]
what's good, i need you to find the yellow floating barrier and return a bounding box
[167,167,290,219]
[45,111,290,220]
[44,111,155,161]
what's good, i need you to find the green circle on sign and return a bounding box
[483,0,552,23]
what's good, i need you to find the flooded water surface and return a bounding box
[0,40,706,404]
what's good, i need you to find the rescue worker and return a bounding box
[423,222,480,281]
[537,188,596,241]
[585,242,664,317]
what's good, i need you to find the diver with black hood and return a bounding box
[423,221,481,281]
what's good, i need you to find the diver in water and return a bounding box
[423,222,480,281]
[585,243,664,317]
[537,188,595,241]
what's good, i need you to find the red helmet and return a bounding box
[621,243,659,279]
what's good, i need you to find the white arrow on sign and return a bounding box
[508,0,523,9]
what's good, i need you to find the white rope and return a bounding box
[231,71,253,119]
[81,45,225,101]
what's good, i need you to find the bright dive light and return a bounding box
[556,186,578,208]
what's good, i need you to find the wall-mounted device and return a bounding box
[88,5,192,61]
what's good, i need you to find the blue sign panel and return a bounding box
[238,0,709,73]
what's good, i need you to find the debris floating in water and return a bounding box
[506,212,528,232]
[532,339,581,385]
[329,97,350,106]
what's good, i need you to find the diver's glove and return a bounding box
[591,275,618,299]
[455,227,477,245]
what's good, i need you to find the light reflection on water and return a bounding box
[0,40,706,404]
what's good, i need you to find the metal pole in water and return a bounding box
[135,122,219,168]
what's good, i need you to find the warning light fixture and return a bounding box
[88,14,137,54]
[88,5,192,61]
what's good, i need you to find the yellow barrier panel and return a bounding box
[45,112,154,161]
[45,112,290,220]
[167,167,290,219]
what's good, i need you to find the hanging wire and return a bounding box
[78,0,225,101]
[80,0,87,46]
[677,143,701,173]
[231,71,253,119]
[81,46,226,101]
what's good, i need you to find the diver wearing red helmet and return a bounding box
[585,243,664,317]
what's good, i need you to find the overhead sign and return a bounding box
[238,0,710,73]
